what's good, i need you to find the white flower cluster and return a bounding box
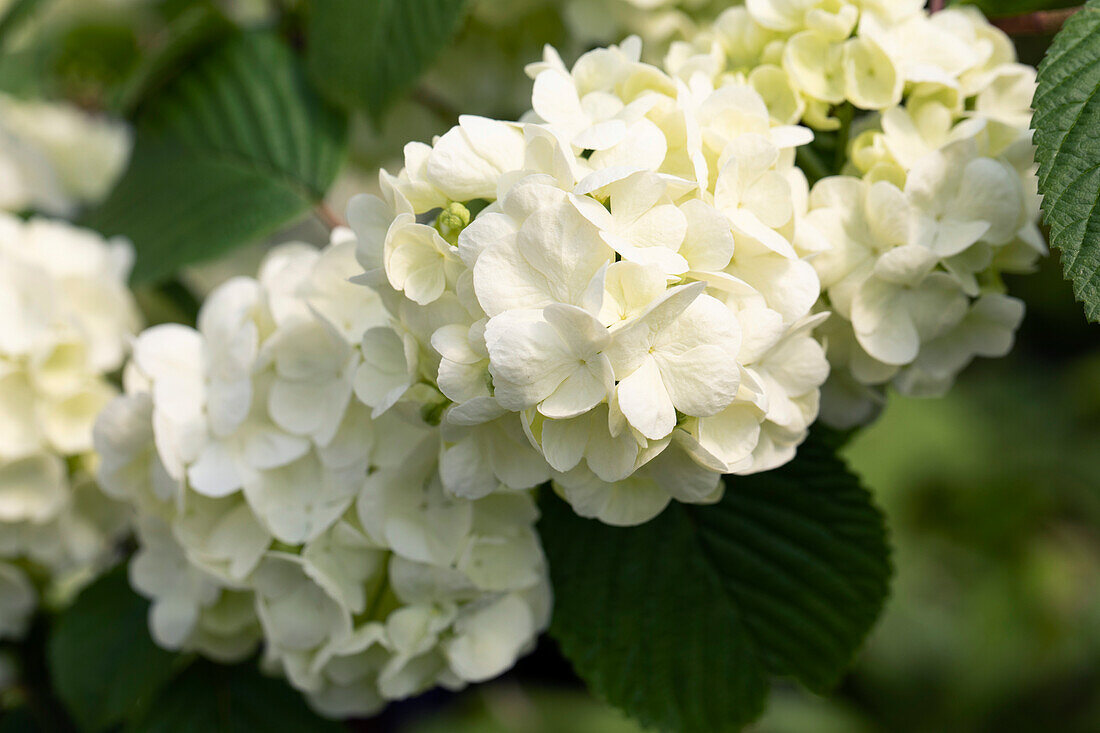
[671,4,1043,426]
[0,93,131,216]
[669,0,932,129]
[95,236,551,718]
[349,36,828,526]
[0,213,139,639]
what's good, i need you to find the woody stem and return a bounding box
[991,8,1081,35]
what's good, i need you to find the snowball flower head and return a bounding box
[349,36,827,525]
[666,4,1042,426]
[0,213,139,639]
[0,93,131,216]
[95,235,550,717]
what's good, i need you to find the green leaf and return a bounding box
[305,0,469,120]
[1034,2,1100,322]
[48,566,188,733]
[128,661,343,733]
[0,0,42,50]
[540,432,892,733]
[112,3,236,116]
[0,17,141,103]
[85,31,347,284]
[951,0,1080,17]
[0,708,40,733]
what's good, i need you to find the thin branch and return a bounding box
[315,202,345,230]
[412,86,461,123]
[992,8,1081,35]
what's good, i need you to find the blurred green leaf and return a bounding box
[128,660,342,733]
[48,566,186,733]
[1034,2,1100,322]
[952,0,1081,16]
[0,17,140,103]
[113,3,236,116]
[408,687,649,733]
[85,31,347,283]
[0,0,42,49]
[954,0,1082,17]
[540,432,892,733]
[52,22,141,104]
[305,0,469,120]
[0,45,49,97]
[0,707,40,733]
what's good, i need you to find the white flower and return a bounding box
[907,140,1024,258]
[0,93,130,216]
[484,305,614,419]
[0,214,138,639]
[893,293,1025,397]
[852,269,969,366]
[787,1,1042,424]
[347,35,828,524]
[97,235,551,718]
[439,416,551,500]
[465,177,611,317]
[608,283,741,439]
[129,517,260,661]
[425,116,526,202]
[795,21,1040,417]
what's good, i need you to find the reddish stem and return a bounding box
[315,203,345,231]
[992,8,1082,35]
[930,0,945,12]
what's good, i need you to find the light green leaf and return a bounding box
[540,431,892,733]
[0,0,42,50]
[128,660,343,733]
[1034,2,1100,322]
[305,0,469,120]
[85,31,347,284]
[48,566,188,733]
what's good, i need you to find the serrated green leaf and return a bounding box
[1034,2,1100,323]
[85,31,347,284]
[305,0,469,120]
[128,660,343,733]
[48,566,188,733]
[540,432,892,733]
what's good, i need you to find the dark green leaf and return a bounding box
[951,0,1079,18]
[0,707,40,733]
[1034,2,1100,322]
[540,432,892,733]
[85,31,347,283]
[113,3,236,116]
[128,661,342,733]
[48,566,187,733]
[305,0,469,120]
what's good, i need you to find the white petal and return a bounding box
[187,441,244,498]
[616,358,676,440]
